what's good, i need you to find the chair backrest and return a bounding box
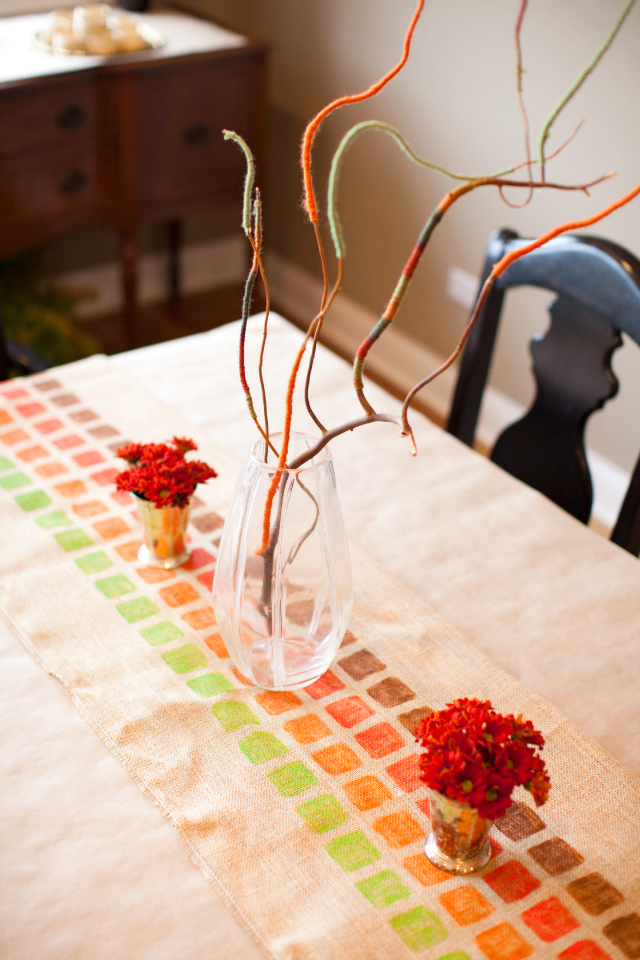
[0,303,50,381]
[446,228,640,556]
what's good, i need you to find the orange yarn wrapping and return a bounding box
[258,340,307,555]
[301,0,424,222]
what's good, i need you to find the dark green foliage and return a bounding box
[0,253,100,368]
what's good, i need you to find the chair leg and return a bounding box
[120,228,138,351]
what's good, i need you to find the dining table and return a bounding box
[1,312,639,960]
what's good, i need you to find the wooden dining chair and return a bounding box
[446,228,640,556]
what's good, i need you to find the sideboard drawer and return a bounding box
[0,144,95,222]
[135,56,258,204]
[0,82,95,158]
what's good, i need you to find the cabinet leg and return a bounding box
[120,229,138,350]
[168,219,181,301]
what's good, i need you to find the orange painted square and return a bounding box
[136,566,176,584]
[255,690,303,715]
[111,489,132,506]
[304,669,345,700]
[312,742,362,775]
[439,886,495,926]
[34,418,63,434]
[343,775,392,811]
[92,516,130,540]
[197,569,215,591]
[181,547,215,570]
[16,402,45,417]
[559,941,612,960]
[283,712,331,744]
[17,445,48,461]
[372,811,424,848]
[354,722,405,759]
[181,606,216,630]
[0,410,13,426]
[115,539,143,562]
[476,923,533,960]
[385,754,423,793]
[35,461,67,478]
[521,897,579,943]
[0,428,29,445]
[54,480,87,498]
[205,632,229,658]
[232,665,255,686]
[415,796,431,818]
[73,500,108,518]
[159,581,200,607]
[325,695,375,729]
[73,450,105,468]
[53,434,84,450]
[403,853,449,887]
[483,860,541,904]
[490,837,503,858]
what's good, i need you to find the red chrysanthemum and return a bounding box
[415,697,550,819]
[114,438,217,508]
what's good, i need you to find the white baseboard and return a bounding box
[56,241,629,530]
[59,235,246,320]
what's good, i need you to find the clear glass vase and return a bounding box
[212,433,353,690]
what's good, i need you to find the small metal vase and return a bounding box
[134,494,191,568]
[424,789,492,874]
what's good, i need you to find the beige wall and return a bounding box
[181,0,640,472]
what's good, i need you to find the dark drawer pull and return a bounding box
[57,105,87,130]
[184,123,210,146]
[59,171,88,196]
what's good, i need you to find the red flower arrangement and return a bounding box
[115,437,217,509]
[416,698,550,820]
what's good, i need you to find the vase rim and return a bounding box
[249,431,332,474]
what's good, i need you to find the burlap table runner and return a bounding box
[1,357,638,960]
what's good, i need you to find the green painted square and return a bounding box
[212,701,259,732]
[356,871,411,909]
[15,490,51,512]
[437,953,472,960]
[54,529,93,552]
[116,597,159,623]
[326,831,381,872]
[390,907,449,953]
[162,643,207,674]
[95,574,136,598]
[0,472,31,490]
[36,510,72,529]
[297,794,348,833]
[75,551,112,574]
[140,621,184,646]
[269,761,317,798]
[186,673,234,697]
[239,731,287,764]
[0,456,14,471]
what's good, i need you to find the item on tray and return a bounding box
[35,4,163,56]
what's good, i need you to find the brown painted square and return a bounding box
[604,915,640,960]
[88,425,120,438]
[338,648,386,681]
[528,837,584,876]
[340,629,358,647]
[192,512,224,534]
[69,408,98,421]
[398,706,434,734]
[51,393,80,407]
[494,802,545,841]
[566,873,624,916]
[367,676,415,707]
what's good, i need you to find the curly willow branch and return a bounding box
[300,0,424,223]
[223,130,255,236]
[400,177,640,449]
[538,0,635,178]
[327,120,521,260]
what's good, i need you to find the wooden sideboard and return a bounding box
[0,10,267,345]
